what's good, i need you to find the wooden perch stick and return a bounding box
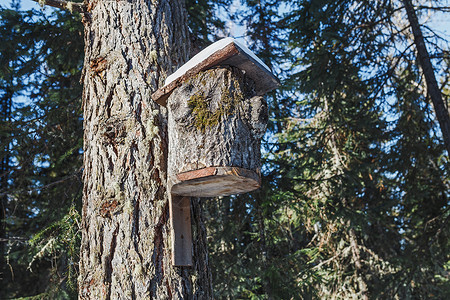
[33,0,86,14]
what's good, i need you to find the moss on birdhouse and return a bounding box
[187,82,243,132]
[181,67,251,131]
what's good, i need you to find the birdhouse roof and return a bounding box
[151,37,279,106]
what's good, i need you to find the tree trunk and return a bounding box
[403,0,450,154]
[78,1,211,298]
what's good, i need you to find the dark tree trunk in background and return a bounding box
[0,88,12,284]
[403,0,450,154]
[78,0,212,298]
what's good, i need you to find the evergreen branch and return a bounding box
[417,6,450,12]
[32,0,86,14]
[0,168,82,197]
[0,237,28,242]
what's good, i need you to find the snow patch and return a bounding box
[164,37,271,87]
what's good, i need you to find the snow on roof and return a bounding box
[164,37,272,87]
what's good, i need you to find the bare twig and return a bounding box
[32,0,86,14]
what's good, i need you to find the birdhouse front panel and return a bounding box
[167,67,268,197]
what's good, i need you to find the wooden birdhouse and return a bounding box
[151,37,279,266]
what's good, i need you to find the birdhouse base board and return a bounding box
[172,167,261,197]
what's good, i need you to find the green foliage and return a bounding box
[28,206,81,293]
[0,2,84,298]
[204,0,450,299]
[1,0,449,299]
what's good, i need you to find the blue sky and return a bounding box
[1,0,448,36]
[0,0,40,10]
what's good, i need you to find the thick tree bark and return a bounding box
[403,0,450,154]
[78,0,211,298]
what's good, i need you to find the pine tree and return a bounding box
[77,0,212,298]
[278,0,449,298]
[1,0,216,298]
[402,0,450,153]
[0,3,84,297]
[2,0,449,298]
[205,0,449,298]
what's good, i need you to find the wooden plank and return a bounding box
[169,195,192,266]
[152,43,239,106]
[172,167,261,197]
[151,41,279,106]
[176,167,218,181]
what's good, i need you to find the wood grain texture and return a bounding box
[79,0,212,299]
[152,42,279,106]
[173,167,260,197]
[170,196,192,266]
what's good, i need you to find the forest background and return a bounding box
[0,0,449,298]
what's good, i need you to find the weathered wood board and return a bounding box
[169,195,192,266]
[172,167,261,197]
[152,40,279,106]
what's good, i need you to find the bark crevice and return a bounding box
[105,226,119,299]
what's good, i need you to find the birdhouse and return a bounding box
[151,37,279,266]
